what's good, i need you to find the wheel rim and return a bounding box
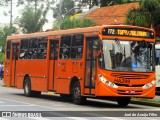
[73,86,81,103]
[75,87,80,98]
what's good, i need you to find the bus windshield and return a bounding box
[99,39,155,72]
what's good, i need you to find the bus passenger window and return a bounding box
[6,41,11,60]
[71,34,84,59]
[28,38,38,59]
[60,35,71,59]
[37,37,47,59]
[20,39,28,59]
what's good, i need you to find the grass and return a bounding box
[132,97,160,104]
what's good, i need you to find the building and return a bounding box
[82,2,139,25]
[81,2,160,42]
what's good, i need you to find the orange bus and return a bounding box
[3,25,156,106]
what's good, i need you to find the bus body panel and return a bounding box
[16,60,48,92]
[4,60,11,87]
[55,60,84,94]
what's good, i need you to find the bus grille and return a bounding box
[115,83,144,87]
[117,90,143,95]
[111,73,149,80]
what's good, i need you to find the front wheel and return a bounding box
[72,81,86,105]
[116,97,131,106]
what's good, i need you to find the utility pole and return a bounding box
[59,0,62,30]
[10,0,13,34]
[35,0,37,13]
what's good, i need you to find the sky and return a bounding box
[0,0,54,31]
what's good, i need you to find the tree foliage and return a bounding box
[0,26,17,63]
[16,6,48,33]
[53,0,75,20]
[80,0,140,8]
[53,16,95,30]
[0,26,16,48]
[125,0,160,29]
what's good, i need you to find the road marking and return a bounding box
[67,117,88,120]
[0,101,5,104]
[0,118,9,120]
[29,117,51,120]
[0,105,37,106]
[101,117,125,120]
[0,98,58,111]
[37,102,64,106]
[0,98,37,106]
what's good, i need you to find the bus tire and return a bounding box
[24,76,33,97]
[24,77,41,97]
[116,97,131,106]
[72,81,86,105]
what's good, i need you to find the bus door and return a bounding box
[48,39,59,90]
[85,37,99,95]
[11,43,19,87]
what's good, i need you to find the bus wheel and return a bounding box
[24,77,41,97]
[72,81,86,105]
[24,77,33,97]
[116,97,131,106]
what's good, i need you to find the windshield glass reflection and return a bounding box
[98,39,154,72]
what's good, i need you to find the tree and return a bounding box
[0,26,17,63]
[125,0,160,29]
[17,0,54,12]
[53,16,95,30]
[16,6,48,33]
[53,0,75,20]
[0,26,16,48]
[100,0,140,7]
[81,0,99,9]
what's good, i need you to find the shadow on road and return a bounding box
[10,92,138,109]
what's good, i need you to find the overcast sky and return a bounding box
[0,1,54,31]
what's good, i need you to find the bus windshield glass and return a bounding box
[99,39,154,72]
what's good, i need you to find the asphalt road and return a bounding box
[0,80,160,120]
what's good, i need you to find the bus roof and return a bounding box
[7,25,154,40]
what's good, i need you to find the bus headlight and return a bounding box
[142,80,155,89]
[98,74,118,88]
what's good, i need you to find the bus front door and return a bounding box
[85,37,98,95]
[11,43,19,87]
[48,40,59,90]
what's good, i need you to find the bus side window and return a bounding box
[37,37,47,59]
[60,35,71,59]
[28,38,38,59]
[6,41,11,60]
[20,39,28,59]
[156,49,160,65]
[71,34,84,59]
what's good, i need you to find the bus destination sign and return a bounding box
[102,28,154,38]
